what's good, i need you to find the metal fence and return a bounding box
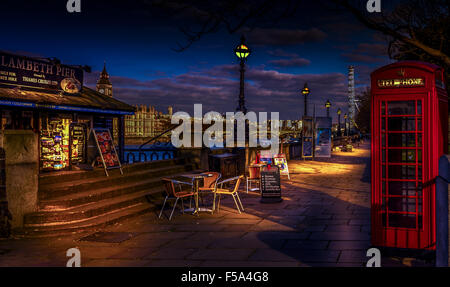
[124,143,176,164]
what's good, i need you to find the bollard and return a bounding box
[436,155,449,267]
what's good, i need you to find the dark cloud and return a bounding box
[266,49,299,58]
[246,27,327,46]
[268,57,311,67]
[341,41,390,64]
[86,64,348,120]
[342,52,383,63]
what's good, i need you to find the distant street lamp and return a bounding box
[234,35,251,113]
[301,83,310,117]
[344,113,348,136]
[325,100,331,118]
[337,108,342,137]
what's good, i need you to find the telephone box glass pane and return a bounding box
[388,214,416,229]
[388,149,416,163]
[388,133,416,147]
[417,100,422,115]
[388,197,416,212]
[388,117,416,131]
[388,101,416,115]
[388,165,417,180]
[388,181,417,196]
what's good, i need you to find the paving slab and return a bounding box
[0,143,430,267]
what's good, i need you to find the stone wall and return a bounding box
[3,130,39,229]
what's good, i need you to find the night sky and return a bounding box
[0,0,398,121]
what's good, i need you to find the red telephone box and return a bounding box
[371,61,448,250]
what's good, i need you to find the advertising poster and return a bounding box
[315,117,332,158]
[92,129,123,176]
[273,154,290,179]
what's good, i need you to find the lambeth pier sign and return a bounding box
[0,51,84,94]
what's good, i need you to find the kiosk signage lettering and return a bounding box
[0,52,84,93]
[377,78,425,88]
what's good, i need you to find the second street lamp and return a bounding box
[325,100,331,118]
[344,113,348,137]
[235,35,251,114]
[302,83,310,117]
[337,108,342,137]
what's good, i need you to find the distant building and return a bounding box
[125,105,173,138]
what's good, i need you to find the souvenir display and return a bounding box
[40,116,70,171]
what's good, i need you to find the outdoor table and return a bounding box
[180,173,214,215]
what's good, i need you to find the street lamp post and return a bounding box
[302,83,310,117]
[344,113,348,137]
[234,35,251,114]
[337,108,342,137]
[325,100,331,118]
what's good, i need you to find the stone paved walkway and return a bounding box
[0,143,433,267]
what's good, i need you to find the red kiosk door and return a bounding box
[374,96,432,249]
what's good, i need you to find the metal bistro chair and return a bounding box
[159,178,194,220]
[213,175,245,214]
[198,172,222,192]
[246,165,261,193]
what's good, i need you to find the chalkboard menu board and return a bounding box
[91,129,123,176]
[260,166,282,203]
[69,123,87,165]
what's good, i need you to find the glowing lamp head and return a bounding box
[235,44,250,59]
[235,36,251,60]
[337,108,342,115]
[325,100,331,108]
[301,83,310,96]
[344,113,348,119]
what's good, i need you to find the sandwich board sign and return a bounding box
[91,129,123,176]
[260,165,282,203]
[273,154,290,180]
